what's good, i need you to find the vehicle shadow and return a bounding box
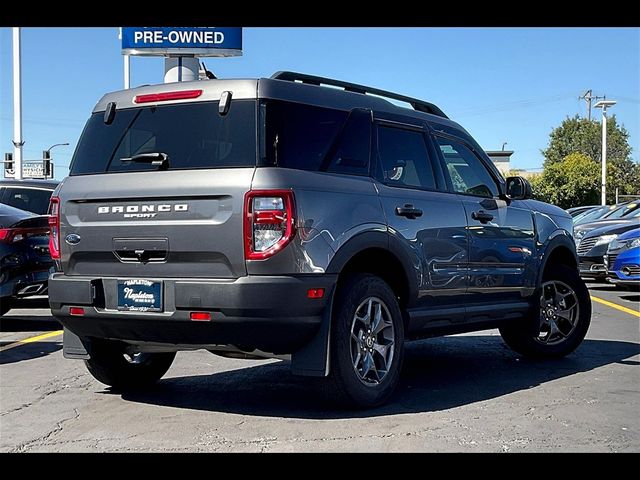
[620,295,640,303]
[0,307,62,365]
[120,336,640,419]
[0,339,62,365]
[0,315,61,332]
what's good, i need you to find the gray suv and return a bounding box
[49,72,591,407]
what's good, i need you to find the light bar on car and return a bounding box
[134,89,203,104]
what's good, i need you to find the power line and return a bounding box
[578,90,605,121]
[453,93,574,119]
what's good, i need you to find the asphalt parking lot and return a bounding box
[1,283,638,452]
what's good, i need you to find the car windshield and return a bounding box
[604,202,639,219]
[573,206,612,225]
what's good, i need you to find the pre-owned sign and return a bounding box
[122,27,242,57]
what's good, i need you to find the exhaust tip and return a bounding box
[17,284,43,296]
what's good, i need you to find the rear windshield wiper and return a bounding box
[120,152,170,169]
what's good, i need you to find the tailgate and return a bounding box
[58,168,254,278]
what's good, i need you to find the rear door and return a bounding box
[433,134,536,306]
[58,99,257,279]
[373,115,468,323]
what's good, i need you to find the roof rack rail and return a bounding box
[271,71,448,119]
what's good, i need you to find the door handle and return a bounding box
[471,210,494,223]
[395,204,423,219]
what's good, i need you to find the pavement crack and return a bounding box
[9,408,80,453]
[1,373,89,417]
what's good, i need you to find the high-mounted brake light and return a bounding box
[244,190,295,261]
[134,89,203,104]
[48,196,61,260]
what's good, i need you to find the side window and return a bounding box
[435,137,498,198]
[4,188,53,215]
[325,109,371,176]
[265,101,348,171]
[377,125,437,190]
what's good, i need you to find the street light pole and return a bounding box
[594,100,617,206]
[12,27,23,180]
[44,143,69,156]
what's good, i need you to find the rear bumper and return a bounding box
[49,273,337,353]
[608,277,640,287]
[0,268,50,299]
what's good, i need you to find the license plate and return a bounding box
[117,279,162,312]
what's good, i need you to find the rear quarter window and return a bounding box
[264,101,349,172]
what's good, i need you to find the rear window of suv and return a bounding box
[70,100,257,175]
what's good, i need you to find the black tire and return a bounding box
[85,339,176,390]
[0,298,12,317]
[500,264,591,358]
[325,273,404,408]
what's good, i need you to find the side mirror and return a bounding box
[505,176,533,200]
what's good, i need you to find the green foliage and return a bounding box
[607,157,640,203]
[528,174,547,202]
[532,153,600,208]
[536,114,639,206]
[542,114,632,167]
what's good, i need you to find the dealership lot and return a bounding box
[1,284,638,452]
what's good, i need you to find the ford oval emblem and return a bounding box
[65,233,81,245]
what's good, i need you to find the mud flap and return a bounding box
[63,327,91,360]
[291,287,334,377]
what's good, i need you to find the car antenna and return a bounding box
[200,61,216,80]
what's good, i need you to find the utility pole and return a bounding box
[12,27,23,180]
[579,90,605,121]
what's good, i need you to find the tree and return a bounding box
[540,115,639,204]
[608,158,640,203]
[542,114,631,167]
[532,153,600,208]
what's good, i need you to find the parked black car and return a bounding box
[0,179,59,215]
[0,204,53,316]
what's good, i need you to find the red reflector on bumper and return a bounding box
[307,288,325,299]
[190,312,211,321]
[69,307,85,316]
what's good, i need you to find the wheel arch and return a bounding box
[326,230,417,310]
[537,232,579,286]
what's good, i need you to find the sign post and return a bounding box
[121,27,243,84]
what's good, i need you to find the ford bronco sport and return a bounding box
[49,71,591,407]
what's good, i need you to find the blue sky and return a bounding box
[1,27,639,179]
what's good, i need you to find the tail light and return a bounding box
[0,227,49,244]
[244,190,295,260]
[48,196,61,259]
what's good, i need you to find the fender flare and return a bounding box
[326,230,418,302]
[536,231,579,287]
